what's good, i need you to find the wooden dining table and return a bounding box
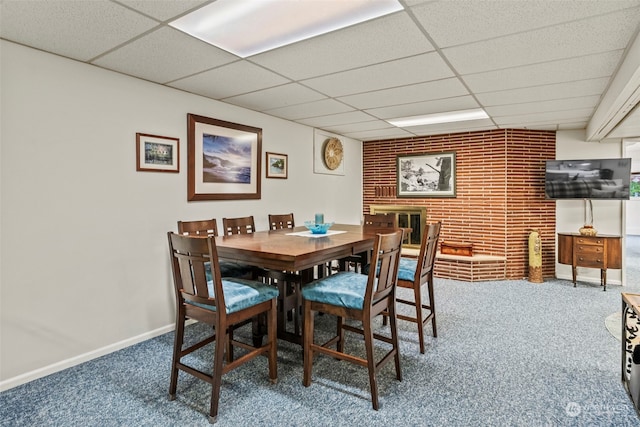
[215,224,391,344]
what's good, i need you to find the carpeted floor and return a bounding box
[2,277,640,426]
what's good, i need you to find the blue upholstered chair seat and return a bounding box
[301,272,369,310]
[363,257,416,282]
[187,278,278,314]
[397,258,417,282]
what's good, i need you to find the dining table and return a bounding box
[215,223,395,344]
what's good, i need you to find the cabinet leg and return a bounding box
[602,269,607,291]
[572,266,577,287]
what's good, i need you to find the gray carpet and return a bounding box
[2,277,640,426]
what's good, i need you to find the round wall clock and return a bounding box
[323,137,343,170]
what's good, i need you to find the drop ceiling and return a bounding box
[1,0,640,141]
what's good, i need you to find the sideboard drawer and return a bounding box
[576,256,605,268]
[575,244,604,255]
[575,237,605,246]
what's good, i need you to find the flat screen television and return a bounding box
[545,158,632,200]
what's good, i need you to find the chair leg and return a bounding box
[337,316,345,353]
[414,285,425,354]
[303,301,314,387]
[169,316,185,400]
[268,300,278,383]
[362,319,379,410]
[209,328,226,424]
[427,279,437,338]
[388,301,402,381]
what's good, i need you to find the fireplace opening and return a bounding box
[369,205,427,250]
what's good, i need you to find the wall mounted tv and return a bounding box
[545,158,632,200]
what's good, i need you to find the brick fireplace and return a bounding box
[363,129,556,282]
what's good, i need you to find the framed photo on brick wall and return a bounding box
[397,151,456,197]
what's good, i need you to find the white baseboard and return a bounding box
[0,321,191,392]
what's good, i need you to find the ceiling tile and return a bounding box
[346,127,415,141]
[296,111,376,127]
[0,1,158,61]
[412,0,640,48]
[116,0,208,22]
[93,27,237,84]
[169,61,290,99]
[303,53,454,98]
[249,12,432,80]
[462,51,622,93]
[223,83,327,111]
[263,99,354,120]
[337,77,469,109]
[485,95,601,117]
[442,9,639,75]
[365,95,480,120]
[476,78,610,106]
[323,120,394,134]
[493,108,594,126]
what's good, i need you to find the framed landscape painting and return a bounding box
[397,151,456,198]
[187,114,261,201]
[266,152,288,179]
[136,133,179,173]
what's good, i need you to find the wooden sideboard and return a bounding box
[557,232,622,291]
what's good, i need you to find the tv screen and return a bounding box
[545,158,632,200]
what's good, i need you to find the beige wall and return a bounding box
[0,41,363,388]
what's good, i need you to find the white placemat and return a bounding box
[286,230,347,238]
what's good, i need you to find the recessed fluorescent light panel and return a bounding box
[387,109,490,127]
[170,0,403,58]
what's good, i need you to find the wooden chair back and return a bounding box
[222,216,256,235]
[168,232,224,318]
[177,218,218,237]
[414,222,441,288]
[268,213,295,230]
[363,213,396,229]
[365,230,403,308]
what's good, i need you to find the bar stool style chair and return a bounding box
[341,213,397,273]
[395,221,441,354]
[268,213,295,230]
[302,230,404,410]
[177,219,254,278]
[222,216,256,235]
[167,232,278,424]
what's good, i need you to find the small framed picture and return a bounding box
[266,152,288,179]
[136,133,179,173]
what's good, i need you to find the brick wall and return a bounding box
[363,129,556,281]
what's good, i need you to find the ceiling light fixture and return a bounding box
[387,108,490,127]
[170,0,403,58]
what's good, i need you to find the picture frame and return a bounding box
[397,151,456,198]
[187,114,261,201]
[266,152,288,179]
[136,133,179,173]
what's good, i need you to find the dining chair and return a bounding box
[177,219,255,279]
[222,216,256,235]
[341,213,397,273]
[302,229,404,410]
[268,213,295,230]
[394,221,441,353]
[167,232,278,424]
